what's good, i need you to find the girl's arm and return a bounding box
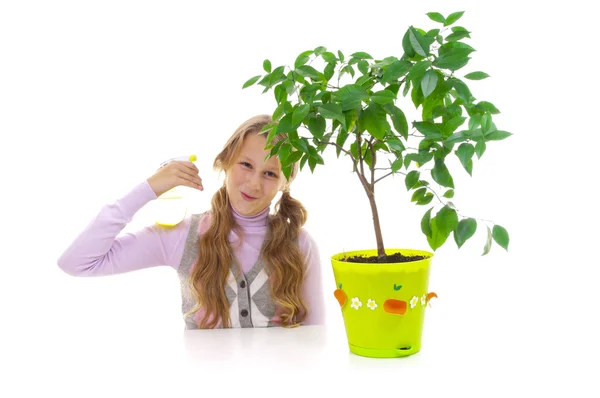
[57,180,189,277]
[299,229,326,325]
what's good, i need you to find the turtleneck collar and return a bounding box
[230,202,270,227]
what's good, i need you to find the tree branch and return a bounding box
[374,169,410,184]
[367,137,376,186]
[357,132,366,179]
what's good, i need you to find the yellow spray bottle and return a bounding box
[155,154,197,227]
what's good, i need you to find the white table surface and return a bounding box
[6,316,596,398]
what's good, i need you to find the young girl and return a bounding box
[57,114,325,329]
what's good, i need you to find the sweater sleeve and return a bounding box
[298,228,326,325]
[57,180,190,277]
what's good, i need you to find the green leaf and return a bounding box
[443,189,454,198]
[314,46,327,56]
[383,104,408,139]
[292,104,310,127]
[386,138,405,152]
[334,84,369,111]
[344,108,358,133]
[444,11,465,26]
[476,101,500,114]
[319,103,343,119]
[411,187,427,202]
[242,75,262,89]
[421,69,438,99]
[324,63,335,81]
[426,12,446,23]
[409,26,430,57]
[413,121,442,138]
[263,59,272,73]
[308,156,317,173]
[272,101,288,121]
[292,137,310,153]
[322,52,337,64]
[286,150,304,164]
[445,30,471,42]
[357,60,369,75]
[300,152,309,170]
[482,225,492,255]
[426,28,441,37]
[405,170,420,190]
[449,78,474,104]
[371,90,397,105]
[274,84,286,104]
[391,157,403,172]
[351,51,373,60]
[278,143,292,163]
[492,225,510,251]
[439,42,476,57]
[355,74,372,88]
[454,218,477,248]
[434,51,471,71]
[421,207,434,238]
[465,71,490,80]
[282,80,296,95]
[436,205,459,235]
[360,103,390,140]
[381,60,412,84]
[338,50,345,62]
[341,65,355,78]
[456,143,475,176]
[268,139,285,157]
[296,65,323,80]
[481,113,492,134]
[319,103,346,130]
[485,130,512,141]
[427,215,450,250]
[475,139,486,158]
[299,84,320,103]
[451,26,469,32]
[443,116,467,136]
[418,193,434,205]
[307,115,326,139]
[402,29,416,58]
[468,114,481,130]
[374,140,391,152]
[274,113,293,134]
[281,164,292,180]
[407,60,432,82]
[431,158,454,188]
[295,54,310,68]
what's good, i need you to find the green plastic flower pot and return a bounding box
[331,248,436,358]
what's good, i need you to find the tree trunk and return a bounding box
[366,191,386,259]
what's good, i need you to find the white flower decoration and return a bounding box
[421,294,427,306]
[367,299,377,310]
[351,297,362,310]
[410,296,419,308]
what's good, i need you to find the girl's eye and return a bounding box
[241,162,277,178]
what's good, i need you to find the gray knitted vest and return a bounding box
[176,213,288,329]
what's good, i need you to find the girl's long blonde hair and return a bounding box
[184,114,309,328]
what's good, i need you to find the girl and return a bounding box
[57,114,325,329]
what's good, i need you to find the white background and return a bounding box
[1,0,599,396]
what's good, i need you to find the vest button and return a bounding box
[240,280,246,288]
[240,309,248,317]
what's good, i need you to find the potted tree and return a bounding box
[242,10,511,358]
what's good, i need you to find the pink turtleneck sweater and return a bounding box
[57,180,326,326]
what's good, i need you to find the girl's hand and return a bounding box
[147,161,203,197]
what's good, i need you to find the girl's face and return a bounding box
[226,132,285,216]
